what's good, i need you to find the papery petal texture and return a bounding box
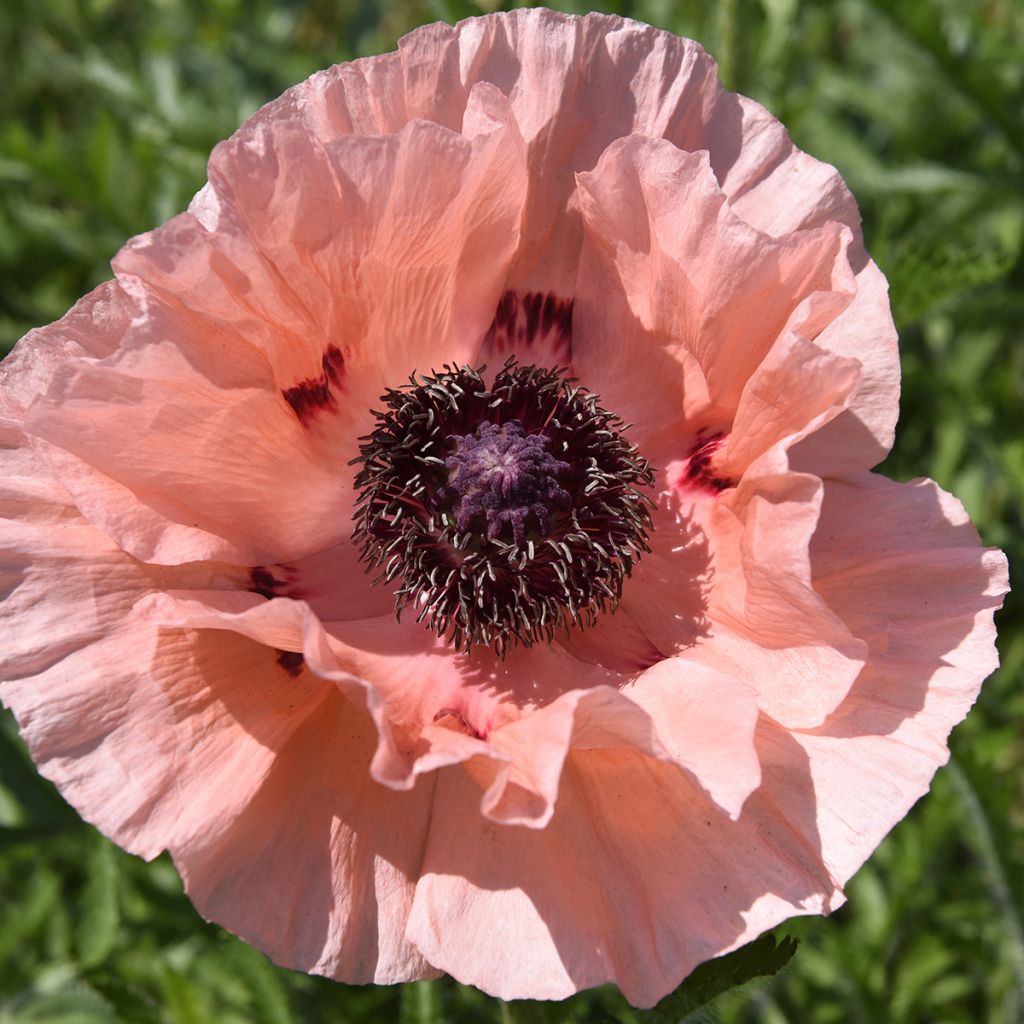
[0,8,1007,1010]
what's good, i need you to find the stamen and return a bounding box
[351,359,654,653]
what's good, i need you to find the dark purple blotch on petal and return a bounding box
[484,290,574,363]
[679,432,734,495]
[250,566,287,599]
[275,650,305,677]
[282,344,347,425]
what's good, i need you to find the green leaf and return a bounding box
[220,940,293,1024]
[0,867,61,966]
[0,717,79,830]
[84,973,162,1024]
[0,987,116,1024]
[637,934,799,1024]
[76,836,119,970]
[159,967,205,1024]
[946,758,1024,1005]
[400,981,443,1024]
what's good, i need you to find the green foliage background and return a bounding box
[0,1,1021,1021]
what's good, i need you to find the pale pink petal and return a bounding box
[19,96,527,566]
[789,258,900,473]
[406,743,837,1007]
[478,657,759,826]
[182,82,527,395]
[389,12,864,291]
[716,333,862,478]
[0,430,441,988]
[26,337,357,565]
[131,592,423,793]
[609,492,714,659]
[0,397,237,682]
[709,92,858,237]
[251,539,395,623]
[179,684,439,986]
[136,584,758,828]
[619,465,868,728]
[202,10,895,460]
[468,685,660,828]
[136,591,626,827]
[572,136,855,463]
[132,590,582,811]
[1,623,328,861]
[0,281,129,407]
[768,473,1008,885]
[621,659,761,818]
[694,472,869,727]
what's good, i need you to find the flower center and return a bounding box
[441,420,571,545]
[352,360,654,654]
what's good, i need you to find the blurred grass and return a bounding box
[0,0,1021,1021]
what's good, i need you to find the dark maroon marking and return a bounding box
[282,344,347,425]
[249,565,286,599]
[321,344,345,385]
[523,292,542,340]
[543,292,572,338]
[678,432,735,495]
[483,290,574,361]
[432,707,485,741]
[494,289,516,327]
[275,650,304,677]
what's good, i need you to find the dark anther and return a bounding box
[351,359,655,654]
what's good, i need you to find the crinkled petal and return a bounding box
[391,11,864,293]
[135,588,759,829]
[697,472,869,727]
[26,337,355,565]
[132,592,622,823]
[716,332,862,478]
[622,467,869,728]
[406,738,837,1007]
[767,473,1008,885]
[609,493,714,658]
[0,281,129,407]
[188,81,527,396]
[573,136,855,462]
[0,397,234,682]
[186,10,896,460]
[474,656,760,827]
[788,257,900,473]
[131,592,419,791]
[622,659,761,818]
[1,623,328,861]
[18,90,527,566]
[252,539,396,623]
[178,682,439,986]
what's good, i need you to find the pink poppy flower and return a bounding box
[0,9,1008,1008]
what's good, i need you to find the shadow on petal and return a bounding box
[179,682,438,985]
[407,734,833,1007]
[810,473,1008,739]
